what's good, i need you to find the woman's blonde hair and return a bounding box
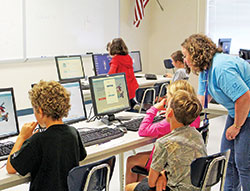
[170,90,202,125]
[181,33,222,74]
[29,80,71,120]
[167,80,196,97]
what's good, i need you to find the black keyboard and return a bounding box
[0,141,14,161]
[79,127,125,147]
[117,115,165,132]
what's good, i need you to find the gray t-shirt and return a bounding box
[151,126,207,191]
[172,68,189,82]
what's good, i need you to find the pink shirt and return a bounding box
[138,106,200,170]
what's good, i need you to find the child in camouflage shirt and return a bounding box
[126,90,207,191]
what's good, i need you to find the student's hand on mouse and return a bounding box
[164,73,172,78]
[154,98,167,111]
[19,122,38,140]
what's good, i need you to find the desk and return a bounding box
[0,112,155,191]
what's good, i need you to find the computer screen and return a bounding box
[60,80,87,124]
[55,55,85,81]
[129,51,142,73]
[89,73,130,124]
[92,53,112,75]
[81,54,95,78]
[0,88,19,139]
[218,38,231,54]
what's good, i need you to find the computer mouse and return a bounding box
[118,126,127,133]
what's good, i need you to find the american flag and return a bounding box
[133,0,149,27]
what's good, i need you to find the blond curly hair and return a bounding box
[181,34,222,73]
[170,90,202,125]
[167,80,196,97]
[29,80,71,120]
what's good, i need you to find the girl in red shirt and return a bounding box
[107,38,139,109]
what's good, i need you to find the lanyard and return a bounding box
[203,69,209,125]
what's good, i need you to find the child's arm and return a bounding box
[6,122,37,174]
[148,168,160,188]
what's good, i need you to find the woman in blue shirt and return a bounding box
[181,34,250,191]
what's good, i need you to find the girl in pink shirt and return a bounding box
[126,80,201,185]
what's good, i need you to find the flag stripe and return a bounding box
[133,0,149,27]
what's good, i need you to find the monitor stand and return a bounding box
[101,114,131,126]
[101,114,116,126]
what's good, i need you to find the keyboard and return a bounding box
[0,141,14,161]
[79,127,125,147]
[117,115,165,132]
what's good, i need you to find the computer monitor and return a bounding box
[60,80,87,124]
[92,53,112,75]
[81,54,95,78]
[239,49,250,60]
[129,51,142,73]
[55,55,85,81]
[89,73,130,125]
[31,80,87,125]
[218,38,231,54]
[0,88,19,140]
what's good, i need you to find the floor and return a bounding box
[3,115,227,191]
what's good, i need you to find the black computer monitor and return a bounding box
[218,38,231,54]
[0,88,19,139]
[239,49,250,60]
[89,73,130,125]
[129,51,142,73]
[55,55,85,81]
[92,53,112,76]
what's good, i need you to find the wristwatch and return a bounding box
[233,124,241,129]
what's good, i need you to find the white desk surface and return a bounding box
[0,102,227,190]
[0,111,154,190]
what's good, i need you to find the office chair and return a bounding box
[191,149,230,191]
[196,123,209,146]
[135,87,156,113]
[67,156,116,191]
[154,82,169,102]
[163,59,175,73]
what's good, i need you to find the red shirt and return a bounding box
[108,54,139,99]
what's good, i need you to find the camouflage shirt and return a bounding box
[151,125,207,191]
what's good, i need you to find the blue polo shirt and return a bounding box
[198,53,250,117]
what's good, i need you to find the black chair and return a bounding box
[135,87,156,113]
[154,82,169,102]
[67,156,116,191]
[196,123,209,146]
[163,59,175,73]
[191,149,230,191]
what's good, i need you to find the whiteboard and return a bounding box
[26,0,119,58]
[0,0,24,61]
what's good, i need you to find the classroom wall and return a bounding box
[0,0,206,110]
[146,0,207,91]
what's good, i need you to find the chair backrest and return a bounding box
[135,87,156,113]
[67,156,116,191]
[191,149,230,191]
[196,123,209,146]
